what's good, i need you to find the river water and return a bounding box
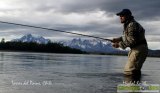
[0,52,159,93]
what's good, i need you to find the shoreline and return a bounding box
[0,50,159,58]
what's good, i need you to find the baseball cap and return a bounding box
[116,9,132,16]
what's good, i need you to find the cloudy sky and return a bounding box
[0,0,160,50]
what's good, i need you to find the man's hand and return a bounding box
[112,43,119,48]
[112,38,121,43]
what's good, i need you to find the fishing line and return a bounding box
[0,21,112,42]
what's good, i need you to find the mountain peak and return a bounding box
[12,34,51,44]
[25,34,32,37]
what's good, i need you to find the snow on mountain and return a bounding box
[11,34,127,54]
[12,34,51,44]
[60,38,126,53]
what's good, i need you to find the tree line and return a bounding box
[0,38,86,54]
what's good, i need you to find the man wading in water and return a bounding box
[112,9,148,78]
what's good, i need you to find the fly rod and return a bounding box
[0,21,112,42]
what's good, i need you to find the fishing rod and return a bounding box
[0,21,112,42]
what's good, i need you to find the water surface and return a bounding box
[0,52,159,93]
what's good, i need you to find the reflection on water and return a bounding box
[0,52,159,93]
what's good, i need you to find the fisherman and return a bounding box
[112,9,148,76]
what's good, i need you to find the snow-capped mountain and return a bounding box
[11,34,127,54]
[12,34,51,44]
[60,38,127,53]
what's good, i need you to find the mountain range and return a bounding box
[11,34,127,54]
[12,34,51,44]
[11,34,160,57]
[60,38,127,54]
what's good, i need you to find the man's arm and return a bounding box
[112,37,122,48]
[119,22,138,49]
[112,37,122,43]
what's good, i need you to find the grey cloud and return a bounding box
[100,0,160,20]
[49,0,160,20]
[0,0,160,44]
[7,0,160,20]
[27,0,159,19]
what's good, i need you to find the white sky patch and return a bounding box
[0,34,17,41]
[0,1,15,10]
[146,35,160,42]
[69,30,105,37]
[140,20,160,35]
[148,42,160,50]
[139,20,160,50]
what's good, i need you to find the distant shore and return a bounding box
[0,50,159,58]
